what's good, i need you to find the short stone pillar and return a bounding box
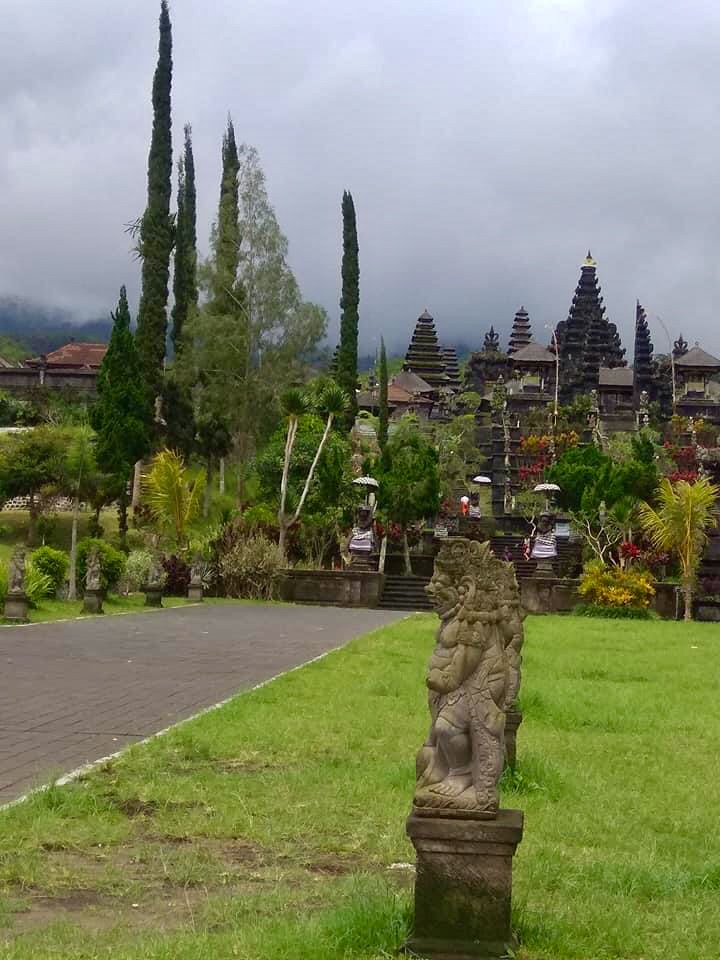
[504,709,522,769]
[144,585,163,607]
[406,810,524,960]
[82,588,103,615]
[188,582,203,602]
[4,591,29,624]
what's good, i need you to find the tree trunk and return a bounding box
[278,521,287,559]
[403,529,412,576]
[683,581,693,621]
[203,459,213,519]
[27,493,38,546]
[132,460,143,509]
[118,491,129,551]
[219,457,225,494]
[68,495,80,600]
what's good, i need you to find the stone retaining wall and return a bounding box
[279,569,385,607]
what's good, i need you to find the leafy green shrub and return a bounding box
[30,546,68,596]
[574,603,654,620]
[578,560,655,609]
[77,538,126,593]
[123,549,153,593]
[25,562,54,606]
[219,532,283,600]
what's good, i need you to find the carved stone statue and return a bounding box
[82,545,104,614]
[188,555,204,601]
[414,539,512,819]
[8,548,26,595]
[85,547,102,593]
[144,555,164,607]
[499,564,526,767]
[531,511,557,576]
[190,557,203,587]
[347,505,376,569]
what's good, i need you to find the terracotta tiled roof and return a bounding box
[27,342,107,369]
[391,370,434,394]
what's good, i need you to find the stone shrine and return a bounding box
[406,538,523,960]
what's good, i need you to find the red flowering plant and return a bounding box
[619,541,641,563]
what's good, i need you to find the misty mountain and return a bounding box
[0,297,112,357]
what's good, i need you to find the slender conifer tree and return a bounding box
[210,117,241,312]
[92,288,150,546]
[337,190,359,425]
[171,124,197,353]
[135,0,173,403]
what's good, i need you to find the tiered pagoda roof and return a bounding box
[507,307,532,354]
[555,252,626,401]
[440,345,462,391]
[402,309,449,390]
[633,301,654,401]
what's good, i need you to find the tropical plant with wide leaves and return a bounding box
[638,476,719,620]
[142,449,206,549]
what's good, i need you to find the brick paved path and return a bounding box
[0,603,404,803]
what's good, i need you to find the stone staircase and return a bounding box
[379,575,433,611]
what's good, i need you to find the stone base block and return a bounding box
[187,585,204,602]
[83,588,103,615]
[504,710,522,768]
[4,592,29,623]
[406,809,523,960]
[144,588,163,608]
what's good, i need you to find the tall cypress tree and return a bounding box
[209,117,241,313]
[337,190,359,425]
[171,124,197,353]
[92,287,150,546]
[378,337,389,450]
[135,0,173,404]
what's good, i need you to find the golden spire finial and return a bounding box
[583,250,596,267]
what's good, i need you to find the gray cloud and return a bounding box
[1,0,719,358]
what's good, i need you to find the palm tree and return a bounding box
[143,449,206,549]
[639,476,719,620]
[277,382,349,558]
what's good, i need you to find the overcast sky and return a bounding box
[1,0,719,357]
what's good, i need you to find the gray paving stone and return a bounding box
[0,603,403,803]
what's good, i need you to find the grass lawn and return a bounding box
[1,614,720,958]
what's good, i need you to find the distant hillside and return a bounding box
[0,297,112,357]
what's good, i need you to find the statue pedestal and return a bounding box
[533,557,555,577]
[83,588,103,615]
[504,710,522,768]
[406,810,523,960]
[144,586,163,608]
[188,584,203,602]
[4,592,29,624]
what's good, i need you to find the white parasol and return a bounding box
[472,475,492,484]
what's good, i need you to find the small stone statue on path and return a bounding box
[414,538,515,819]
[8,548,26,595]
[85,547,102,593]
